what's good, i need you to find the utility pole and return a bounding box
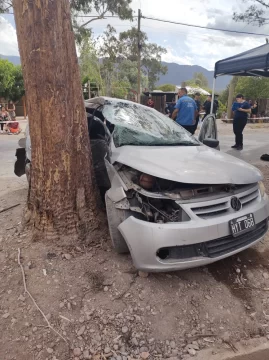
[137,9,142,103]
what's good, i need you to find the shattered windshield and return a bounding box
[102,101,200,147]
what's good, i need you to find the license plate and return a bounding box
[229,213,256,237]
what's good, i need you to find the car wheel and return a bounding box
[105,193,133,254]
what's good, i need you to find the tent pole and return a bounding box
[210,77,216,114]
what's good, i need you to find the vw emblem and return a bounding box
[231,197,242,211]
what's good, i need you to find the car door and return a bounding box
[198,114,218,140]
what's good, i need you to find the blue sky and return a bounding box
[0,0,268,70]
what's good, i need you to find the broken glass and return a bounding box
[102,101,200,147]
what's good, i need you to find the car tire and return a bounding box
[105,193,133,254]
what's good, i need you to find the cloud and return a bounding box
[1,0,268,72]
[0,16,19,56]
[162,47,193,65]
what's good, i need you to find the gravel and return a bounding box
[73,348,82,356]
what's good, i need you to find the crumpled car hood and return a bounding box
[111,145,262,185]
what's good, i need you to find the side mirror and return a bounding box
[203,138,219,149]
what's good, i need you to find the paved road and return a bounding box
[0,135,27,196]
[219,132,269,164]
[0,125,268,184]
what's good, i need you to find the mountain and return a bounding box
[1,55,230,92]
[0,54,21,65]
[157,62,231,92]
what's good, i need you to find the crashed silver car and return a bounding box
[15,97,269,272]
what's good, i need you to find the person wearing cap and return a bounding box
[231,94,251,150]
[172,87,197,134]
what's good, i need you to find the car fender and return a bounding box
[105,159,127,203]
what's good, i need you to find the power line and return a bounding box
[4,10,268,37]
[77,15,137,18]
[142,15,269,37]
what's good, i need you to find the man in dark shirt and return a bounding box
[203,95,217,120]
[231,94,251,150]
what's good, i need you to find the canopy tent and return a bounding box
[211,42,269,113]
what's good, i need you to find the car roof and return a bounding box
[84,96,149,109]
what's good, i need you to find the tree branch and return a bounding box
[81,15,106,27]
[81,5,108,27]
[254,0,269,8]
[17,248,68,344]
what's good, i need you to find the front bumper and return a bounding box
[118,193,269,272]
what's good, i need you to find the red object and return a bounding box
[9,122,19,130]
[147,99,155,108]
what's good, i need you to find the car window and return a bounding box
[198,115,217,142]
[102,102,200,147]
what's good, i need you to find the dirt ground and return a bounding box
[1,127,269,360]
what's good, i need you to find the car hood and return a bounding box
[111,145,262,185]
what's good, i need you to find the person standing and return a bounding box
[146,95,155,108]
[194,92,201,132]
[251,100,258,118]
[231,94,251,150]
[0,106,10,133]
[172,88,197,134]
[202,95,217,120]
[7,100,16,120]
[166,98,176,118]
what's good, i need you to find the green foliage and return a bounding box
[219,77,238,107]
[235,77,269,99]
[218,86,229,106]
[71,0,133,19]
[0,0,11,13]
[111,79,131,99]
[96,25,166,92]
[10,65,25,102]
[155,84,175,91]
[217,100,227,118]
[118,27,167,89]
[99,25,120,70]
[186,72,209,89]
[193,72,208,87]
[71,0,133,44]
[79,37,103,96]
[0,59,25,101]
[0,59,14,95]
[233,0,267,25]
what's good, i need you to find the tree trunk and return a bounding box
[13,0,101,244]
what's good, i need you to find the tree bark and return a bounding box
[13,0,101,244]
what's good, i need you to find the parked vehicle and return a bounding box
[15,97,269,272]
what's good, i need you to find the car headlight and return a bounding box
[259,181,266,197]
[139,174,156,190]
